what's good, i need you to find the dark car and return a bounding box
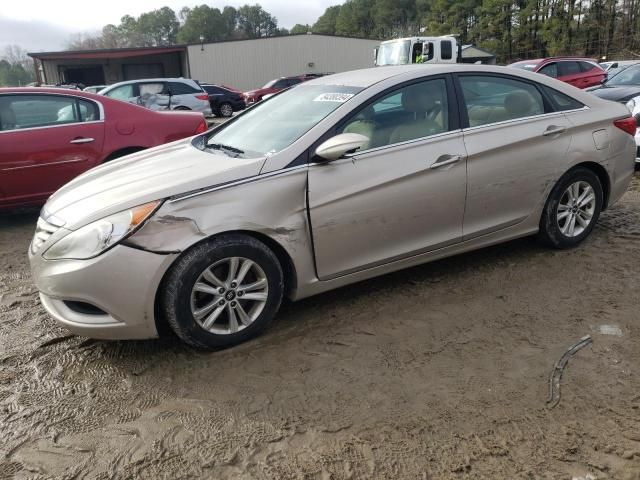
[201,84,246,117]
[509,57,606,89]
[589,63,640,104]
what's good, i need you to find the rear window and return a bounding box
[579,61,596,72]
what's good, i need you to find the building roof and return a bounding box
[28,33,381,60]
[29,46,186,60]
[461,45,496,58]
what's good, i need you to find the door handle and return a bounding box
[542,126,567,136]
[430,154,462,169]
[69,137,95,144]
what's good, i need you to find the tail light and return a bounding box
[194,119,208,134]
[195,94,209,101]
[614,117,637,136]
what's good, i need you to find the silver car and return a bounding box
[29,65,636,349]
[99,78,212,116]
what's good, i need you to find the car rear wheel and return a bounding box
[217,102,233,117]
[538,167,603,248]
[162,234,284,349]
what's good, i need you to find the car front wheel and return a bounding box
[162,234,284,349]
[217,102,233,117]
[538,167,603,248]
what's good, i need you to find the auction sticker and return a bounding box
[313,93,354,102]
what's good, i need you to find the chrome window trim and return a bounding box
[0,91,105,134]
[461,106,589,132]
[338,128,464,158]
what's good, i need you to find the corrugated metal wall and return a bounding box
[187,34,380,91]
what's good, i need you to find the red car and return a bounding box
[509,57,606,89]
[0,88,208,210]
[243,74,323,104]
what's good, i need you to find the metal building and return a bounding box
[29,34,380,91]
[188,34,380,91]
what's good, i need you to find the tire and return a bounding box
[217,102,234,117]
[162,234,284,349]
[538,167,604,249]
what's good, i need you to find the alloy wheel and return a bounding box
[190,257,268,335]
[557,181,596,237]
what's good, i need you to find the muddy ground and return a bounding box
[1,176,639,480]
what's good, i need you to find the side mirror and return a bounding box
[315,133,369,162]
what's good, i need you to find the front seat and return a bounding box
[0,105,17,131]
[389,86,443,144]
[343,105,376,149]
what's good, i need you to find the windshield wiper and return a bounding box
[207,143,245,157]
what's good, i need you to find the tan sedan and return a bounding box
[29,64,636,349]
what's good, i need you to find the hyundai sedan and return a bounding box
[29,65,636,349]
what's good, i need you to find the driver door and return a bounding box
[307,76,468,280]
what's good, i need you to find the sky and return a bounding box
[0,0,342,53]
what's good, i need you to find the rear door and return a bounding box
[456,74,572,239]
[0,93,105,206]
[308,76,468,279]
[557,61,584,87]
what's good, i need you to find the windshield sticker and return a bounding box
[313,93,354,102]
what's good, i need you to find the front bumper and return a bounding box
[30,244,178,340]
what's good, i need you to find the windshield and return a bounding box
[376,40,411,66]
[606,64,640,85]
[201,84,363,157]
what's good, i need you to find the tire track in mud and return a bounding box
[1,179,640,479]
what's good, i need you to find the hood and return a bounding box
[43,137,265,230]
[590,85,640,102]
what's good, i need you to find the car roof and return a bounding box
[104,78,196,87]
[0,87,103,98]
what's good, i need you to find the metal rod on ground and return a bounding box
[547,335,593,409]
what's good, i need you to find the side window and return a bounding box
[441,40,453,60]
[558,61,581,76]
[579,61,595,72]
[139,82,165,96]
[105,84,134,100]
[273,80,289,89]
[0,95,99,131]
[542,86,584,111]
[78,99,99,121]
[538,63,558,78]
[460,75,545,127]
[287,78,302,87]
[169,81,200,95]
[339,78,449,150]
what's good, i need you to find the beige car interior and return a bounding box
[342,81,448,150]
[466,90,543,127]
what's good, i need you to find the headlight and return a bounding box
[43,201,160,260]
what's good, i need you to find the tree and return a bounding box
[313,5,341,34]
[237,4,278,38]
[137,7,180,46]
[0,46,34,86]
[290,24,311,34]
[177,5,226,43]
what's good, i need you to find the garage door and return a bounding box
[123,63,165,80]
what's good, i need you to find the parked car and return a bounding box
[200,84,246,117]
[0,88,208,210]
[29,65,635,349]
[509,57,606,89]
[589,62,640,164]
[99,78,212,116]
[84,85,107,94]
[599,60,640,79]
[243,74,324,104]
